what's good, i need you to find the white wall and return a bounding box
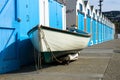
[84,1,91,18]
[62,6,66,30]
[76,0,85,14]
[39,0,49,26]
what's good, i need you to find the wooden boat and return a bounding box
[27,25,91,63]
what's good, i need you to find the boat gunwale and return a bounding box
[41,48,83,53]
[27,25,91,38]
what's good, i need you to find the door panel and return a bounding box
[49,0,63,29]
[86,17,91,33]
[78,13,84,31]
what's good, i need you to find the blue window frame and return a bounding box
[87,9,90,16]
[79,4,83,12]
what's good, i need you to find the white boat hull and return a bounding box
[28,25,91,53]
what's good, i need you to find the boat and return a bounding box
[27,25,91,63]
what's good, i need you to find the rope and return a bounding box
[40,29,62,63]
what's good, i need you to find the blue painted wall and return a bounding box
[0,0,20,73]
[103,24,105,42]
[92,19,97,45]
[0,0,39,73]
[86,17,91,33]
[101,23,113,42]
[97,22,102,43]
[104,25,107,41]
[96,20,99,44]
[49,0,63,29]
[86,16,91,46]
[78,12,84,31]
[97,22,100,43]
[101,23,103,42]
[17,0,39,65]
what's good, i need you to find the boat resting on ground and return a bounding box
[27,25,91,63]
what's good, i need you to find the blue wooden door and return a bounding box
[102,24,104,42]
[0,28,19,73]
[86,17,91,33]
[17,0,30,38]
[96,21,99,44]
[49,0,63,29]
[17,0,39,65]
[78,13,84,31]
[103,24,105,42]
[104,25,107,41]
[0,28,17,60]
[86,16,91,46]
[17,0,39,39]
[97,22,100,43]
[0,0,20,73]
[98,22,102,43]
[92,19,96,44]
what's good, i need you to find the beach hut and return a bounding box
[97,12,102,43]
[91,6,97,45]
[104,17,108,41]
[102,15,106,42]
[76,0,85,31]
[84,0,92,46]
[84,1,92,33]
[101,15,104,42]
[96,10,100,44]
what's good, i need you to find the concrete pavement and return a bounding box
[0,39,120,80]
